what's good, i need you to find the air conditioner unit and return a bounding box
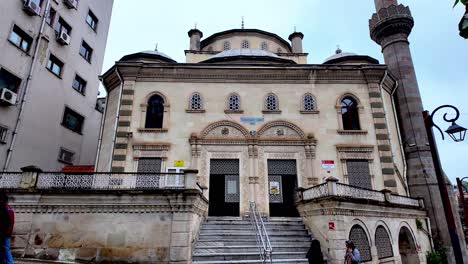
[63,0,78,9]
[23,0,41,16]
[57,31,71,45]
[0,88,17,105]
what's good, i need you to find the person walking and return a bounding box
[306,239,324,264]
[344,240,360,264]
[0,193,14,264]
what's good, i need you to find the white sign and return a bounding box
[321,160,335,169]
[269,181,280,195]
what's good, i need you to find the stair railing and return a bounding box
[249,201,273,263]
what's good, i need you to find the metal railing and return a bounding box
[301,179,422,208]
[0,172,23,189]
[249,202,272,263]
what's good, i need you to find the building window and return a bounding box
[46,7,56,26]
[72,75,86,94]
[58,147,75,164]
[227,93,241,111]
[265,93,279,111]
[189,92,203,110]
[349,225,372,262]
[302,93,316,111]
[0,69,22,93]
[375,226,394,259]
[79,41,93,62]
[261,41,268,51]
[277,48,283,53]
[145,94,164,129]
[46,54,64,77]
[137,158,162,172]
[241,40,249,49]
[61,107,84,134]
[8,25,33,53]
[223,41,231,50]
[86,10,98,31]
[347,159,372,189]
[55,17,72,35]
[341,97,360,130]
[0,125,8,144]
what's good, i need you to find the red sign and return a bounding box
[322,160,335,164]
[321,160,336,169]
[328,221,335,230]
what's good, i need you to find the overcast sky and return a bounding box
[102,0,468,184]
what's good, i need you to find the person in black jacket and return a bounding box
[306,239,324,264]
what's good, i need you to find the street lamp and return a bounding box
[424,104,467,264]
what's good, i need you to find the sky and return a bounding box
[101,0,468,184]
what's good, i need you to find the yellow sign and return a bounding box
[174,160,184,167]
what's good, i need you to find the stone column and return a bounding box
[370,1,466,259]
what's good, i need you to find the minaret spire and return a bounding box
[154,43,158,52]
[241,16,244,29]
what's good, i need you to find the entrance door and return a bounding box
[268,160,299,217]
[209,159,240,216]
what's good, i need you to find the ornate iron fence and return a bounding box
[0,172,23,188]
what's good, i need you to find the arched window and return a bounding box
[189,92,203,110]
[277,48,283,53]
[265,93,279,111]
[223,41,231,50]
[241,40,249,49]
[375,226,394,259]
[399,226,418,263]
[349,225,372,262]
[302,93,316,111]
[145,94,164,128]
[261,41,268,51]
[228,93,241,111]
[341,97,360,130]
[207,46,214,52]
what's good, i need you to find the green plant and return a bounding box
[454,0,468,7]
[416,218,423,230]
[426,245,448,264]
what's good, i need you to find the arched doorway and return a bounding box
[399,226,419,264]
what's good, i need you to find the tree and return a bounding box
[454,0,467,7]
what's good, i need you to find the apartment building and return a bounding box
[0,0,113,171]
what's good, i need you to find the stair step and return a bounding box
[194,245,309,254]
[193,259,309,264]
[199,230,308,236]
[193,252,308,261]
[196,241,312,247]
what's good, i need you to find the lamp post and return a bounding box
[456,177,468,226]
[424,105,467,264]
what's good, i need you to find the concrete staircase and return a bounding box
[192,216,311,264]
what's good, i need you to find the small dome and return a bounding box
[323,49,378,65]
[119,50,176,63]
[201,48,295,64]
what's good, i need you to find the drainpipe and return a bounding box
[380,71,408,194]
[108,68,124,171]
[3,0,51,171]
[93,77,109,172]
[390,79,408,195]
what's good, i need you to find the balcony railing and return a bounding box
[0,171,198,191]
[301,178,423,208]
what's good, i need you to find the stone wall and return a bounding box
[10,190,208,263]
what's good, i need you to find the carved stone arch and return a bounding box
[374,222,394,259]
[397,221,417,247]
[143,91,170,107]
[257,120,306,140]
[373,220,394,242]
[398,221,419,264]
[336,92,362,107]
[200,120,250,139]
[348,219,373,262]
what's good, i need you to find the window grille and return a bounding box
[303,94,316,111]
[137,158,162,172]
[277,48,282,53]
[223,41,231,50]
[376,226,394,259]
[261,41,268,51]
[0,126,8,143]
[58,148,75,164]
[349,225,372,262]
[241,40,249,49]
[228,94,240,111]
[347,160,372,189]
[265,94,279,111]
[190,93,203,110]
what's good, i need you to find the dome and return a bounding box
[201,48,295,64]
[119,49,176,63]
[323,49,378,65]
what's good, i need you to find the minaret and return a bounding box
[188,27,203,51]
[370,0,466,259]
